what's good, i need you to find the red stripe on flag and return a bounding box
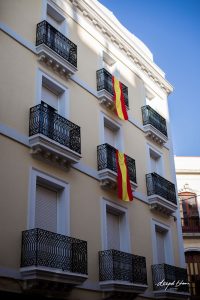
[124,154,133,201]
[116,150,133,201]
[119,82,128,120]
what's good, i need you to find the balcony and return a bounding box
[141,105,168,146]
[29,103,81,167]
[97,143,137,190]
[152,264,189,299]
[96,68,129,109]
[20,228,88,291]
[146,173,177,216]
[99,250,148,296]
[181,217,200,236]
[36,20,77,77]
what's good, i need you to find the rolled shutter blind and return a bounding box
[35,184,57,232]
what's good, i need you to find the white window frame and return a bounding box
[99,112,124,152]
[151,219,174,265]
[41,0,68,36]
[101,197,131,252]
[28,168,70,235]
[146,143,164,176]
[36,69,69,119]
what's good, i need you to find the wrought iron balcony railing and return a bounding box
[181,217,200,233]
[99,250,147,285]
[29,102,81,154]
[146,173,177,205]
[21,228,87,275]
[141,105,168,137]
[152,264,189,293]
[97,143,137,183]
[96,68,129,108]
[36,20,77,68]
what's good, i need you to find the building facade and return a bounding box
[175,156,200,300]
[0,0,189,299]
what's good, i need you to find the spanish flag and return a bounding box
[116,150,133,201]
[112,76,128,120]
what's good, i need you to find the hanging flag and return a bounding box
[112,76,128,120]
[116,150,133,201]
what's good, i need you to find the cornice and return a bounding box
[67,0,173,94]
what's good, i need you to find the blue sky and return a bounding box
[99,0,200,156]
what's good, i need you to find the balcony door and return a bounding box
[42,85,59,111]
[106,211,120,250]
[35,184,58,232]
[46,4,66,34]
[41,85,60,140]
[149,149,162,176]
[156,227,167,264]
[104,125,118,148]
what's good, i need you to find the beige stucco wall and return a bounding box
[0,1,182,299]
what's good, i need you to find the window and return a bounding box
[106,211,120,250]
[35,184,58,232]
[179,192,199,219]
[100,113,124,151]
[28,169,70,235]
[151,220,174,265]
[36,70,69,118]
[147,145,163,176]
[46,3,67,35]
[41,85,59,111]
[155,226,167,264]
[104,123,118,148]
[179,191,199,231]
[101,198,130,252]
[101,50,117,75]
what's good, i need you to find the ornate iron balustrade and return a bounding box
[21,228,87,275]
[36,20,77,67]
[99,250,147,285]
[146,173,177,205]
[141,105,167,137]
[181,217,200,233]
[29,103,81,154]
[97,143,137,183]
[152,264,189,293]
[96,68,129,108]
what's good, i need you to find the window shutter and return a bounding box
[41,86,58,111]
[104,126,116,148]
[107,211,120,250]
[156,231,166,264]
[35,184,57,232]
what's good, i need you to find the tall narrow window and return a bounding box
[46,4,66,34]
[104,125,118,148]
[152,220,173,265]
[41,85,59,111]
[101,199,130,252]
[179,191,199,232]
[149,147,163,176]
[29,170,70,235]
[156,228,166,264]
[107,211,120,250]
[35,184,58,232]
[38,73,68,118]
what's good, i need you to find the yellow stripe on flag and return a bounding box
[113,78,124,120]
[117,151,131,201]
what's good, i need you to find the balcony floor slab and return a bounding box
[148,194,177,216]
[29,134,81,167]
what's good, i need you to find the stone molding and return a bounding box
[65,0,173,94]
